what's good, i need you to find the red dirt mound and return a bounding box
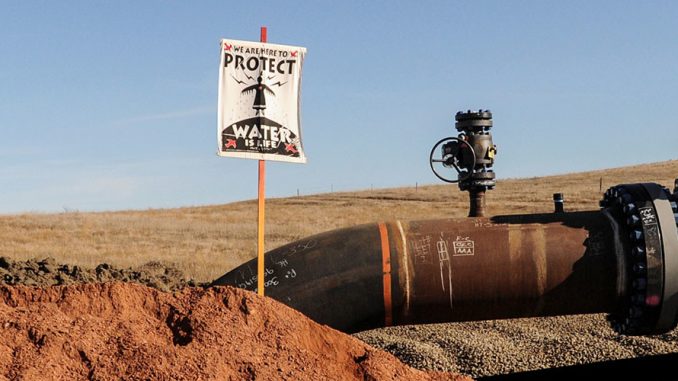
[0,282,470,380]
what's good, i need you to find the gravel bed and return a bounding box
[355,314,678,378]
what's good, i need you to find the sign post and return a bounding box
[257,26,267,297]
[217,28,307,297]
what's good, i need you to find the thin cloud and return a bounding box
[111,105,214,127]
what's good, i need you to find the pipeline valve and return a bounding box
[430,110,497,216]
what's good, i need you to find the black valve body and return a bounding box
[455,110,497,216]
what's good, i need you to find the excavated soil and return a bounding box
[4,257,677,379]
[0,257,196,291]
[0,282,468,381]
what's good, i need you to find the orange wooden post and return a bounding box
[257,26,267,297]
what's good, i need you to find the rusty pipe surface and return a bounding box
[213,183,678,335]
[212,211,620,333]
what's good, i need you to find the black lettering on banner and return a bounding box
[235,55,244,70]
[223,53,297,75]
[246,57,258,71]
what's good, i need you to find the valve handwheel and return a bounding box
[429,137,476,183]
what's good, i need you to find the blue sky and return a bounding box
[1,1,677,213]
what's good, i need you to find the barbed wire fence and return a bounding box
[290,182,427,198]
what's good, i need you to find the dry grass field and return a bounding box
[1,160,677,282]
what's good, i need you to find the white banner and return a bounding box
[217,38,307,163]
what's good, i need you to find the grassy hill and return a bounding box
[1,160,677,282]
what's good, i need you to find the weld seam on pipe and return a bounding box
[396,220,411,314]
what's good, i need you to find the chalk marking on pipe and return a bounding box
[436,233,453,309]
[396,220,411,314]
[378,222,393,326]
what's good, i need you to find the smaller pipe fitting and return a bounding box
[553,193,564,213]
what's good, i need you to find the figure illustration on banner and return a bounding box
[242,75,275,115]
[232,73,288,116]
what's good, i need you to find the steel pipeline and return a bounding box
[212,182,678,335]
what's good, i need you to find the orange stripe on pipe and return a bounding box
[378,222,393,326]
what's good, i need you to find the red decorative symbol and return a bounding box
[285,143,298,154]
[224,43,233,51]
[290,51,298,57]
[225,139,237,149]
